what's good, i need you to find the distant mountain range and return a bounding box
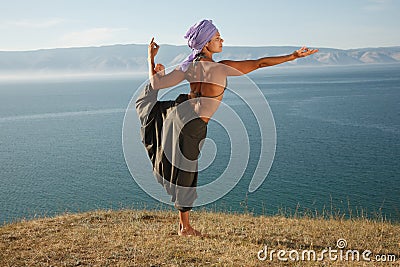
[1,44,400,75]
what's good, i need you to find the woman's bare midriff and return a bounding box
[188,80,224,123]
[187,85,224,124]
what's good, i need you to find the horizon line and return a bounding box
[1,43,400,53]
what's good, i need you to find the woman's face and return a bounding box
[206,31,224,53]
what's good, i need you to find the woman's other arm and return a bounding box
[148,38,185,90]
[219,46,318,76]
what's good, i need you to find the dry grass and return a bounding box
[1,209,399,266]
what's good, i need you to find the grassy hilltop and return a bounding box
[1,209,399,266]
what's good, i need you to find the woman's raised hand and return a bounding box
[148,37,160,60]
[292,46,319,58]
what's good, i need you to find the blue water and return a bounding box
[0,64,399,223]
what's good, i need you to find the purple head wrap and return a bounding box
[179,19,218,72]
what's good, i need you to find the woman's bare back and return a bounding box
[185,60,228,123]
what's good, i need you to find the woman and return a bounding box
[136,19,318,236]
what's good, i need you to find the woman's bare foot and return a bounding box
[178,223,203,237]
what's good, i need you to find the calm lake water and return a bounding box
[0,64,399,223]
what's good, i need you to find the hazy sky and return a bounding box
[1,0,399,51]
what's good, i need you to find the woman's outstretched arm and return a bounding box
[219,46,318,76]
[148,38,185,90]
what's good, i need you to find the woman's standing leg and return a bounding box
[175,117,207,237]
[178,210,202,236]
